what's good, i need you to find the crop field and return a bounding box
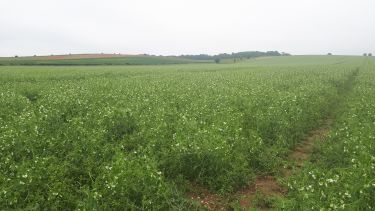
[0,55,210,66]
[0,56,374,210]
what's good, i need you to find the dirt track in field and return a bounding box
[189,118,333,210]
[190,67,360,210]
[238,118,333,210]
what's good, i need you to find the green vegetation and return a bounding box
[179,51,287,60]
[281,60,375,210]
[0,55,209,66]
[0,56,373,210]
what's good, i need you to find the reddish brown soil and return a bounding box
[189,119,333,210]
[26,54,136,60]
[238,176,287,210]
[286,118,333,173]
[188,184,224,210]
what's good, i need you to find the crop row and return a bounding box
[283,59,375,210]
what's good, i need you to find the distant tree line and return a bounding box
[177,51,290,62]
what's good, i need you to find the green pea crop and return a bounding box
[0,56,373,210]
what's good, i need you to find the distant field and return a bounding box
[1,56,374,210]
[0,54,211,65]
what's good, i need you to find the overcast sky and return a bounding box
[1,0,374,56]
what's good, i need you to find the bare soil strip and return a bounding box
[238,118,333,210]
[21,54,135,60]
